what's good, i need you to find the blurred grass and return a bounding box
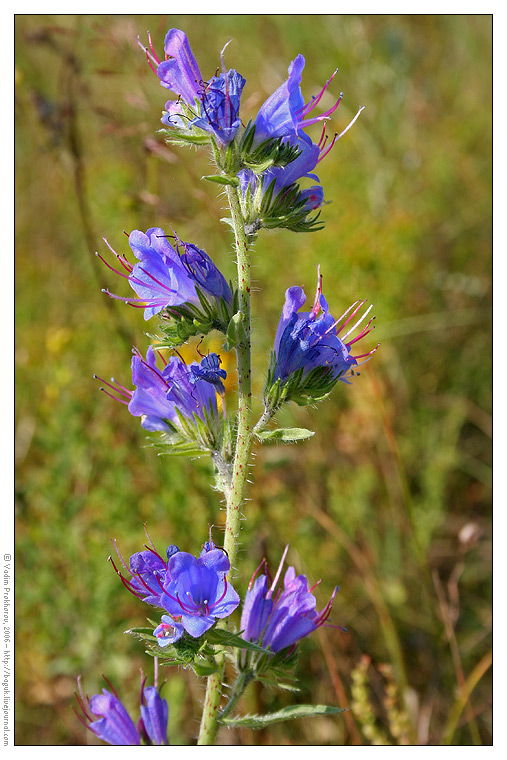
[15,14,491,745]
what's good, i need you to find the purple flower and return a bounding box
[95,346,224,433]
[141,29,245,145]
[109,537,178,608]
[139,686,170,746]
[75,677,168,746]
[241,546,340,654]
[188,352,227,395]
[110,535,238,640]
[273,269,379,384]
[153,614,185,646]
[160,547,240,638]
[253,54,362,146]
[240,56,364,216]
[98,227,232,322]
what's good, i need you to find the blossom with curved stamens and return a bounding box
[75,676,168,746]
[96,346,224,434]
[240,546,341,654]
[99,227,232,322]
[272,268,379,385]
[160,548,240,638]
[109,537,179,608]
[140,28,245,145]
[253,53,360,146]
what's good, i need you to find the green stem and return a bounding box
[220,671,254,721]
[197,183,253,746]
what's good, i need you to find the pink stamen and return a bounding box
[352,343,380,360]
[94,374,132,400]
[318,123,328,150]
[318,132,340,162]
[101,674,119,699]
[335,300,367,336]
[143,544,167,565]
[96,251,133,279]
[137,34,160,73]
[108,556,145,599]
[346,317,375,346]
[74,689,93,723]
[209,575,229,610]
[312,266,323,317]
[341,303,373,341]
[318,106,365,162]
[297,69,339,117]
[99,387,130,405]
[248,558,268,591]
[148,32,160,64]
[268,545,289,598]
[111,538,131,573]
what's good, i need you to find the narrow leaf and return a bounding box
[219,704,345,729]
[205,628,272,654]
[202,174,239,187]
[256,428,315,443]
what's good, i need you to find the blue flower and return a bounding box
[95,346,225,434]
[140,29,245,145]
[109,537,179,608]
[273,269,378,384]
[75,677,168,746]
[139,686,170,746]
[179,69,246,146]
[241,55,364,217]
[99,227,232,322]
[153,614,185,646]
[241,546,340,654]
[160,547,240,638]
[188,352,227,396]
[253,54,354,145]
[110,535,238,640]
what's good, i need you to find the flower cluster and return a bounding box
[75,676,168,746]
[111,536,240,641]
[95,346,226,436]
[98,226,233,326]
[79,24,377,745]
[141,29,245,146]
[240,546,340,655]
[142,28,363,235]
[263,269,379,410]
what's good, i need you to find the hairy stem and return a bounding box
[197,183,253,746]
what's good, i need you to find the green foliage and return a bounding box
[15,13,491,747]
[220,704,346,729]
[256,427,315,443]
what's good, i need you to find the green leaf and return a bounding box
[224,311,247,351]
[202,174,239,187]
[205,628,272,654]
[219,704,346,729]
[256,428,315,443]
[192,660,220,676]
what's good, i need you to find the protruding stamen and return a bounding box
[268,545,289,598]
[341,303,373,341]
[312,265,323,317]
[297,69,339,117]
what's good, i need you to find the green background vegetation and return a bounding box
[15,14,491,745]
